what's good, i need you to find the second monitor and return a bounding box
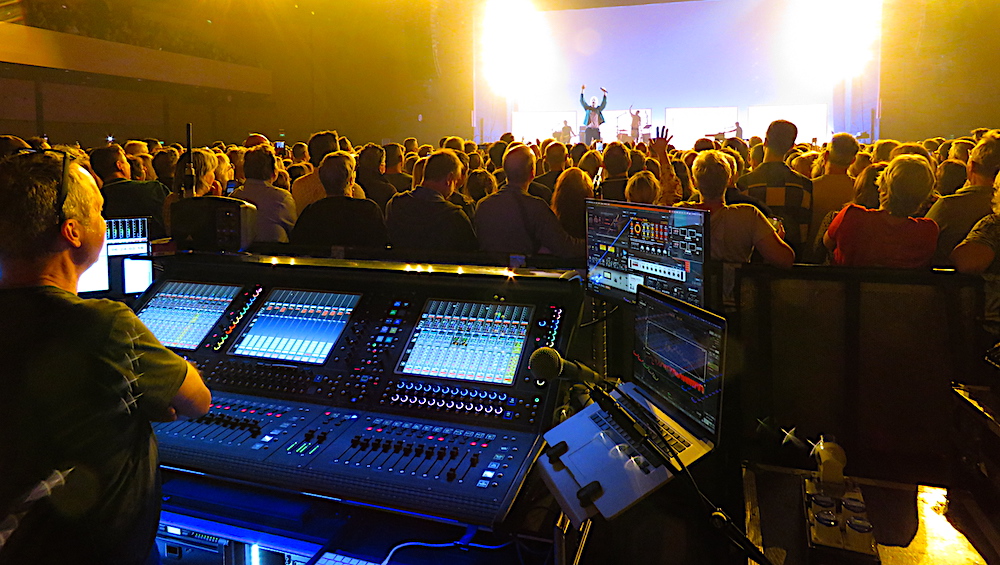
[586,200,709,306]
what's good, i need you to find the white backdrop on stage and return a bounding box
[746,104,829,145]
[664,107,739,150]
[511,111,580,144]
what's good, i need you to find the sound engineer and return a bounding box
[0,150,211,565]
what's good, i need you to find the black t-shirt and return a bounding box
[384,172,413,194]
[535,170,562,191]
[356,172,398,214]
[0,286,187,565]
[291,196,388,249]
[385,186,477,252]
[598,177,628,202]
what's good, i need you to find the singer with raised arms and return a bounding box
[581,85,608,146]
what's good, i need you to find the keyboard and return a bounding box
[598,394,692,455]
[311,553,381,565]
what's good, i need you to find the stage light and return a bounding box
[481,0,555,100]
[782,0,883,86]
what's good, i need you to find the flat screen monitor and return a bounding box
[228,289,361,364]
[586,200,708,306]
[396,299,534,386]
[79,217,151,295]
[77,238,110,294]
[123,257,154,295]
[136,281,242,350]
[633,285,726,439]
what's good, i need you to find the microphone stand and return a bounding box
[183,123,196,198]
[581,381,774,565]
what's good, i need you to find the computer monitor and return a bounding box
[79,217,152,295]
[586,200,709,306]
[632,285,726,439]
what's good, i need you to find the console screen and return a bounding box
[228,289,361,364]
[136,281,241,349]
[396,300,534,385]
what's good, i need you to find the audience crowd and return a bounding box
[4,118,1000,329]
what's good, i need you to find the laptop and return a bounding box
[541,285,726,520]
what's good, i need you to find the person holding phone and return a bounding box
[580,85,607,146]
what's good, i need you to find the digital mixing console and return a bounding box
[138,255,583,527]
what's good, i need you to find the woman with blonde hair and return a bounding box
[164,148,220,235]
[552,167,594,238]
[625,170,659,205]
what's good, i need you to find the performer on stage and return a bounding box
[580,85,607,146]
[629,106,642,141]
[560,120,574,144]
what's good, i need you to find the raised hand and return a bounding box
[581,84,586,91]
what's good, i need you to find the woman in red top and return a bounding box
[824,154,938,268]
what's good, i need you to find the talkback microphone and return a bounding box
[529,348,650,449]
[528,347,603,385]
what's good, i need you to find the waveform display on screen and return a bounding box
[229,289,360,364]
[396,300,534,385]
[137,281,241,349]
[633,288,725,435]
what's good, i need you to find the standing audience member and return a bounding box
[292,130,365,213]
[950,180,1000,337]
[809,133,860,245]
[231,145,297,243]
[926,132,1000,265]
[383,143,413,193]
[625,170,659,205]
[552,167,594,239]
[475,145,583,258]
[291,152,388,249]
[90,144,170,239]
[152,148,179,192]
[0,150,210,564]
[684,150,794,268]
[355,144,398,213]
[824,155,938,268]
[935,159,968,196]
[536,142,569,191]
[163,149,220,236]
[737,120,814,253]
[385,150,477,253]
[597,142,630,201]
[467,169,498,203]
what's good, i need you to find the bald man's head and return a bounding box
[244,133,270,148]
[503,145,536,186]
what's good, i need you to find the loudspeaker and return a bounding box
[171,196,256,252]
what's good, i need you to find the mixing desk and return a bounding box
[138,254,583,527]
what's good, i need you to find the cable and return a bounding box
[579,304,619,328]
[377,539,512,565]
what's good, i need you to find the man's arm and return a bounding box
[758,229,795,268]
[650,136,680,205]
[169,362,211,419]
[951,241,995,274]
